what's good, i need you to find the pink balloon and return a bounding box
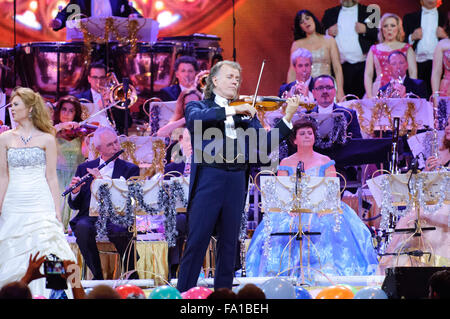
[183,286,212,299]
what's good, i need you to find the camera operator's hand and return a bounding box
[20,252,46,285]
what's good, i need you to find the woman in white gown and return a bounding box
[0,87,76,297]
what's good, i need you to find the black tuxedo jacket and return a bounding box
[54,0,142,31]
[75,89,132,135]
[159,84,182,102]
[321,3,378,55]
[379,76,427,99]
[68,158,139,229]
[403,9,448,51]
[307,103,362,139]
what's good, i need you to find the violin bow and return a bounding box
[251,60,266,108]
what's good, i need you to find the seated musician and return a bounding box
[278,47,315,102]
[159,56,199,102]
[245,118,378,277]
[156,88,203,138]
[308,74,362,139]
[378,51,427,99]
[50,0,142,31]
[68,127,140,280]
[53,95,90,231]
[76,61,132,135]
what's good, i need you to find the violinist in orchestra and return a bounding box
[278,47,315,102]
[76,61,132,135]
[176,60,300,293]
[53,95,90,231]
[50,0,142,31]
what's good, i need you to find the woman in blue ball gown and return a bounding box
[245,118,378,278]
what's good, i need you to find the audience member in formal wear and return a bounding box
[322,0,379,99]
[403,0,449,98]
[309,74,362,139]
[76,61,132,135]
[431,38,450,96]
[287,10,344,102]
[68,126,140,280]
[50,0,142,31]
[379,51,427,99]
[160,56,199,102]
[279,48,315,102]
[53,95,88,231]
[364,13,417,98]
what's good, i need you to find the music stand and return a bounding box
[89,175,162,279]
[258,173,342,284]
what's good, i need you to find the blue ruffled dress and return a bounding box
[245,160,379,278]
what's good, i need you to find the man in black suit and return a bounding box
[159,56,199,101]
[403,0,448,98]
[309,74,362,139]
[68,126,140,280]
[76,61,132,135]
[50,0,142,31]
[321,0,378,99]
[176,61,299,292]
[379,51,428,99]
[278,48,314,101]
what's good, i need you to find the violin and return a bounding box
[229,95,287,112]
[56,122,99,141]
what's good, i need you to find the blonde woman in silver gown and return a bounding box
[0,87,76,297]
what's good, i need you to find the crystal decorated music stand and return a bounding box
[257,173,342,284]
[367,171,449,265]
[89,174,165,280]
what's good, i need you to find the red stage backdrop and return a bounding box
[0,0,448,95]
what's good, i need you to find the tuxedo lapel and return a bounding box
[111,159,123,179]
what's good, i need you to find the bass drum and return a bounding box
[114,42,177,97]
[18,42,87,96]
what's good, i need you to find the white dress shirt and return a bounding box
[91,0,113,18]
[413,7,439,63]
[71,159,115,200]
[318,103,334,114]
[215,94,238,139]
[89,89,113,128]
[98,158,115,179]
[335,5,365,64]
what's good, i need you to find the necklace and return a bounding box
[20,134,32,145]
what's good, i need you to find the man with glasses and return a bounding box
[310,74,362,139]
[76,61,132,135]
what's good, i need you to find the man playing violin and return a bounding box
[176,60,300,292]
[68,126,140,280]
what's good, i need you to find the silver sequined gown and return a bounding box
[0,147,75,296]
